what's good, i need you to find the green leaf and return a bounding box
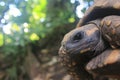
[68,17,75,23]
[30,33,39,41]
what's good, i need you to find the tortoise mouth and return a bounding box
[81,8,120,26]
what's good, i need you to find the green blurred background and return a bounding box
[0,0,93,80]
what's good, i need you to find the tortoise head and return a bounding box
[59,23,106,58]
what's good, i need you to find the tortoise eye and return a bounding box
[73,32,83,42]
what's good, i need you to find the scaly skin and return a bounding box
[100,15,120,49]
[86,49,120,79]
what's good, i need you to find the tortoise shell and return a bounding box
[77,0,120,27]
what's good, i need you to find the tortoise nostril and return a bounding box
[73,32,83,42]
[61,42,69,51]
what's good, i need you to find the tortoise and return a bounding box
[59,0,120,80]
[59,22,120,80]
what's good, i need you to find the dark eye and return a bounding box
[73,32,83,42]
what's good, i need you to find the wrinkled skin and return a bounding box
[59,23,107,80]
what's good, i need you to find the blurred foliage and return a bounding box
[0,0,76,56]
[0,0,93,79]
